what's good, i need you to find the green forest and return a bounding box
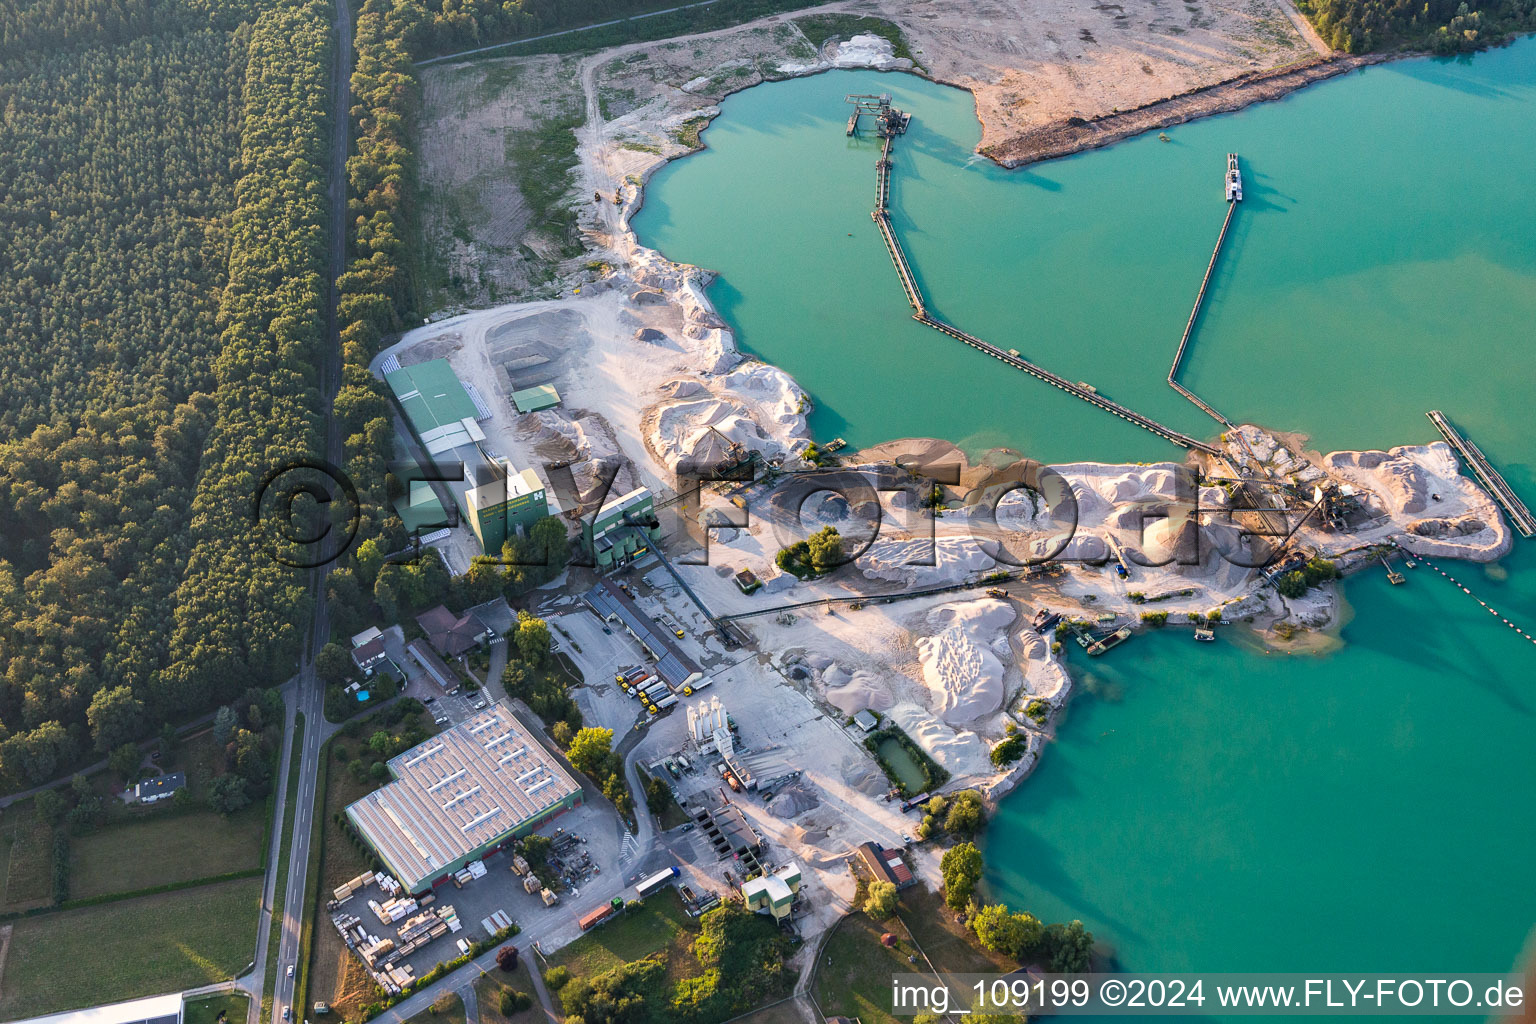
[0,0,654,793]
[1298,0,1536,52]
[0,0,331,790]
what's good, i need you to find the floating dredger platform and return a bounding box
[845,93,911,137]
[1225,152,1243,202]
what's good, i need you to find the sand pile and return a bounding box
[884,702,992,778]
[858,535,997,587]
[915,600,1015,725]
[778,31,902,75]
[1328,447,1431,514]
[833,34,898,68]
[658,378,703,400]
[722,362,809,438]
[841,756,891,797]
[1018,629,1071,701]
[645,362,810,474]
[1325,442,1511,560]
[820,664,895,715]
[768,782,821,818]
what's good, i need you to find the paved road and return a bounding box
[243,684,300,1017]
[459,975,480,1024]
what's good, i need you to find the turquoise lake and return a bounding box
[633,40,1536,979]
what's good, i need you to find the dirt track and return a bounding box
[980,51,1392,168]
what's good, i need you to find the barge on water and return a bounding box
[1086,626,1133,656]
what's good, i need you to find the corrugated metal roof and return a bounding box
[510,383,561,412]
[385,360,481,454]
[346,704,580,892]
[10,993,182,1024]
[583,581,701,688]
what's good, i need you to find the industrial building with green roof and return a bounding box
[384,359,486,458]
[580,486,661,570]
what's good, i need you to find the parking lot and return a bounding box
[549,610,650,735]
[421,687,491,729]
[327,799,628,987]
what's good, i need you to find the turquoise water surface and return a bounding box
[633,41,1536,977]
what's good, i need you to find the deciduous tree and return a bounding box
[863,880,898,919]
[87,686,146,753]
[940,841,983,911]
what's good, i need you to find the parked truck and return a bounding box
[578,903,616,931]
[634,865,679,899]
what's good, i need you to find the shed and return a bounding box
[852,710,879,733]
[510,384,562,413]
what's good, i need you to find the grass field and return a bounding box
[184,992,251,1024]
[0,810,52,912]
[812,884,1014,1024]
[406,991,465,1024]
[0,876,262,1020]
[546,890,697,980]
[70,806,265,898]
[474,967,541,1024]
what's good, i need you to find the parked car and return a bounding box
[473,700,487,710]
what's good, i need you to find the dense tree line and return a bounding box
[358,0,717,62]
[1298,0,1536,52]
[161,0,333,712]
[0,0,331,791]
[938,840,1095,973]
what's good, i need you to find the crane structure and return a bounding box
[845,93,911,137]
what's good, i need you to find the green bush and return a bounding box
[775,526,843,578]
[1276,571,1307,599]
[51,830,70,905]
[990,736,1027,767]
